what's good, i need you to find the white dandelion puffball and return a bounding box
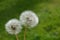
[5,19,22,35]
[20,10,39,28]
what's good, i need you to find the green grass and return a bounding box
[0,0,60,40]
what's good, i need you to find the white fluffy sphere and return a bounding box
[20,10,39,28]
[5,19,22,35]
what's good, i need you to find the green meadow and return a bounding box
[0,0,60,40]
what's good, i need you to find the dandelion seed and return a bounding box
[20,10,39,40]
[5,19,22,40]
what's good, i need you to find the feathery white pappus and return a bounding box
[20,10,39,28]
[5,19,22,35]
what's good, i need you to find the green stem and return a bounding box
[15,34,19,40]
[24,27,26,40]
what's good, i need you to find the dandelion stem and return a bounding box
[16,34,19,40]
[24,26,26,40]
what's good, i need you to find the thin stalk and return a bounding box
[24,26,26,40]
[15,34,19,40]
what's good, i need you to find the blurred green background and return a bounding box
[0,0,60,40]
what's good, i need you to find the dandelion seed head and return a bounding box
[5,19,22,35]
[20,10,39,28]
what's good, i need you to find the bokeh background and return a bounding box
[0,0,60,40]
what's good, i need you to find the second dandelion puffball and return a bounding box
[20,10,39,28]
